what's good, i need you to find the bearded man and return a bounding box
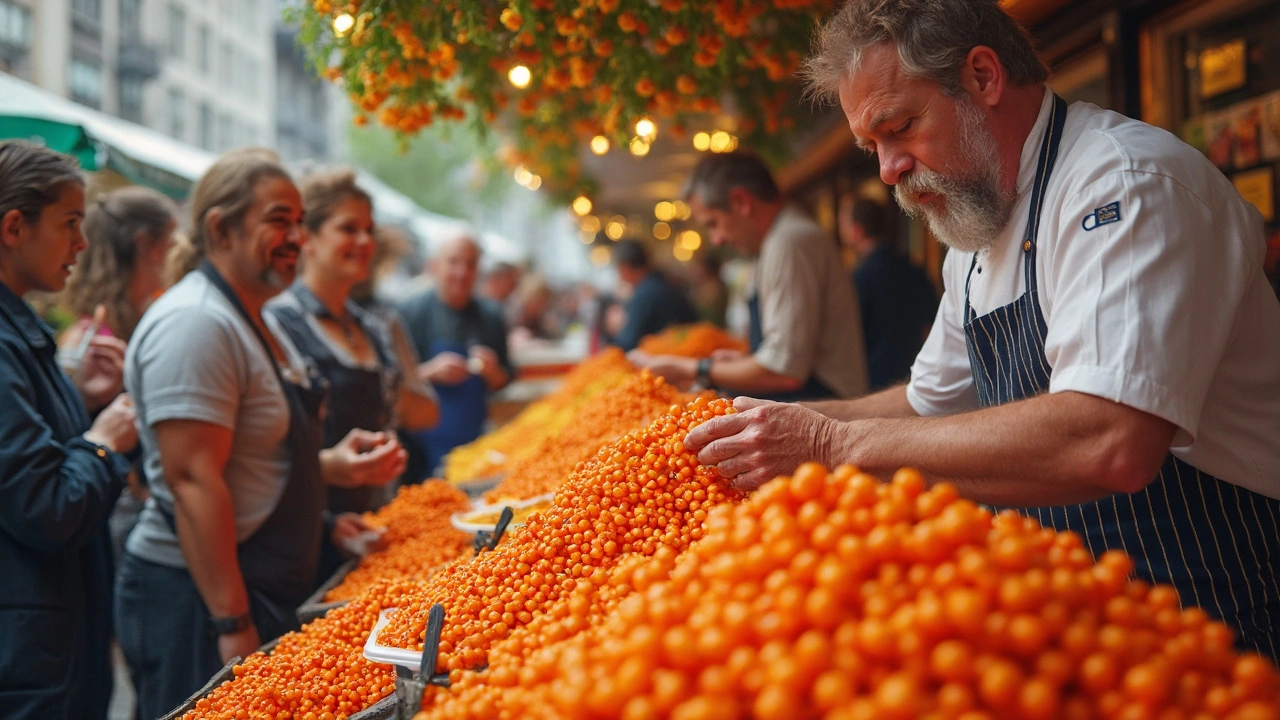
[684,0,1280,659]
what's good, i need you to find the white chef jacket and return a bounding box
[907,89,1280,500]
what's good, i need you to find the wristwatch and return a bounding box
[695,357,714,389]
[210,612,254,636]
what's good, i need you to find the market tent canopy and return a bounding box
[0,72,215,199]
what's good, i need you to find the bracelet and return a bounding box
[210,612,254,636]
[696,357,714,389]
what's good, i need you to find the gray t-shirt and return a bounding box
[124,271,304,568]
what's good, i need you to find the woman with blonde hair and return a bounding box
[60,186,177,345]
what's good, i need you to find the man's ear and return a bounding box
[205,207,227,250]
[727,187,753,216]
[960,45,1006,109]
[0,209,26,250]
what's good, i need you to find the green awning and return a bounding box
[0,115,102,169]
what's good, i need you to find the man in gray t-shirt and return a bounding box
[124,269,297,568]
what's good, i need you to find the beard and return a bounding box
[893,98,1017,253]
[260,242,301,291]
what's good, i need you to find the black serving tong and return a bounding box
[472,506,515,556]
[395,603,449,719]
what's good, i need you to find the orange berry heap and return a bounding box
[376,396,744,671]
[485,370,709,502]
[414,464,1280,720]
[638,322,748,358]
[443,348,634,484]
[184,580,421,720]
[324,481,473,603]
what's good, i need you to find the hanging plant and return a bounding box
[294,0,839,202]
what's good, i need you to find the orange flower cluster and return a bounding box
[484,370,708,503]
[413,464,1280,720]
[183,580,418,720]
[637,322,749,358]
[442,349,635,484]
[324,482,474,603]
[299,0,843,200]
[375,396,744,671]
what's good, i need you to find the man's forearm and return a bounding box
[804,384,917,421]
[822,391,1173,507]
[713,357,803,395]
[172,475,251,618]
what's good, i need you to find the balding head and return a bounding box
[432,235,482,309]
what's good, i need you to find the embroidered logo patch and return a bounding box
[1082,201,1122,231]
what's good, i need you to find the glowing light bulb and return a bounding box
[508,65,532,89]
[693,132,711,151]
[590,135,610,155]
[635,117,656,140]
[572,195,593,216]
[652,222,671,240]
[629,137,650,156]
[332,13,355,36]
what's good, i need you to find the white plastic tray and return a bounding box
[449,493,554,534]
[363,608,424,671]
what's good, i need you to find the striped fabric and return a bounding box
[963,95,1280,660]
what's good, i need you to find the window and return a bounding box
[119,76,144,122]
[197,24,210,75]
[68,58,103,108]
[198,101,213,150]
[119,0,140,37]
[217,113,232,151]
[219,41,233,88]
[71,0,101,26]
[0,1,32,50]
[168,87,185,140]
[167,4,185,60]
[243,58,257,99]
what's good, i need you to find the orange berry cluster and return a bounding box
[637,323,748,359]
[183,580,422,720]
[376,396,744,671]
[324,482,474,603]
[443,349,635,484]
[411,464,1280,720]
[484,370,708,502]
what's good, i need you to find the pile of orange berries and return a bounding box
[413,464,1280,720]
[484,370,707,502]
[376,396,744,671]
[183,580,422,720]
[324,482,474,603]
[637,323,748,359]
[443,349,635,484]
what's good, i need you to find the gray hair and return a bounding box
[804,0,1048,103]
[682,151,781,210]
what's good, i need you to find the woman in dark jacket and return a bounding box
[0,141,138,719]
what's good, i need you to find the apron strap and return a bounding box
[198,261,287,384]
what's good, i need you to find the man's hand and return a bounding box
[684,397,834,490]
[77,335,128,412]
[320,430,407,489]
[418,352,469,386]
[331,513,388,557]
[469,345,509,390]
[626,350,697,388]
[217,624,261,665]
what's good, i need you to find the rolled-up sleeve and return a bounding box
[754,236,824,380]
[908,251,978,416]
[1043,169,1258,446]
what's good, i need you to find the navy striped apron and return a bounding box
[963,94,1280,660]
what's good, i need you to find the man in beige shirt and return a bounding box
[631,151,869,400]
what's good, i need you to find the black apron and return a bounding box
[160,263,328,627]
[963,94,1280,660]
[740,292,836,402]
[269,282,398,515]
